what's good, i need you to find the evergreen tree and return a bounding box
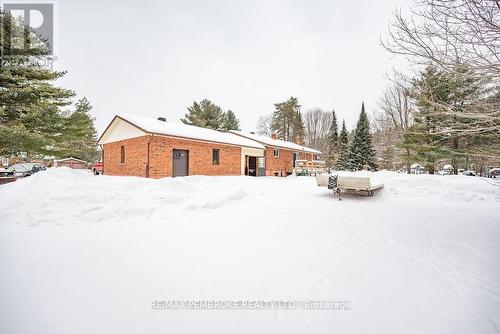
[181,99,224,130]
[404,65,492,174]
[404,66,452,173]
[327,109,338,166]
[59,98,99,161]
[221,110,240,131]
[271,96,301,141]
[335,120,349,170]
[347,103,378,170]
[292,110,305,144]
[0,11,75,157]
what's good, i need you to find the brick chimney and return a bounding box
[271,133,277,140]
[294,135,302,145]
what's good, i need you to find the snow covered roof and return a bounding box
[229,131,322,154]
[411,163,423,169]
[56,157,88,163]
[98,114,265,149]
[442,164,454,170]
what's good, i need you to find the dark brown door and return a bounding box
[293,152,299,167]
[173,149,189,177]
[247,156,257,176]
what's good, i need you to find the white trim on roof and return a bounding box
[55,157,88,163]
[229,131,322,154]
[98,117,147,144]
[97,114,265,150]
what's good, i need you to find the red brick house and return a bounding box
[229,131,321,176]
[97,114,321,178]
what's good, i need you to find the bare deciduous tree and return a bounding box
[303,108,332,154]
[256,114,273,136]
[382,0,500,158]
[383,0,500,80]
[374,79,414,171]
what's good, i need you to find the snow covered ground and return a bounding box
[1,168,499,333]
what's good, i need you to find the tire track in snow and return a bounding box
[348,221,500,301]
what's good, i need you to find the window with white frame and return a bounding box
[273,148,280,158]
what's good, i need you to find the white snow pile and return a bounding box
[1,168,500,334]
[0,167,253,225]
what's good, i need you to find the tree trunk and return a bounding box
[405,148,411,174]
[427,164,435,174]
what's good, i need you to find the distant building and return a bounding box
[55,157,88,169]
[410,163,426,174]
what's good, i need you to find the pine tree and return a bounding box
[221,110,240,131]
[404,65,492,174]
[0,11,75,157]
[292,110,305,144]
[347,103,378,171]
[404,66,451,173]
[181,99,224,130]
[335,120,349,170]
[59,98,99,161]
[271,96,301,141]
[327,109,338,166]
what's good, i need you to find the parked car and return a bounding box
[92,161,103,175]
[461,170,476,176]
[0,167,14,177]
[0,167,16,185]
[10,163,46,177]
[488,167,500,178]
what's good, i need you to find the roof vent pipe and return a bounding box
[157,117,167,122]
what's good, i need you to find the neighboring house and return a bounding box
[55,157,88,169]
[410,163,426,174]
[97,114,321,178]
[229,131,321,176]
[440,164,454,175]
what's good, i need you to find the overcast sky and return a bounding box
[54,0,413,134]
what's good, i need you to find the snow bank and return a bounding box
[335,170,500,205]
[1,168,499,333]
[0,167,254,225]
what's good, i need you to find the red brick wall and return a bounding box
[265,146,294,175]
[300,152,315,160]
[264,148,317,176]
[148,136,242,178]
[103,136,150,177]
[103,135,242,178]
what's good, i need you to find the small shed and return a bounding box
[55,157,88,169]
